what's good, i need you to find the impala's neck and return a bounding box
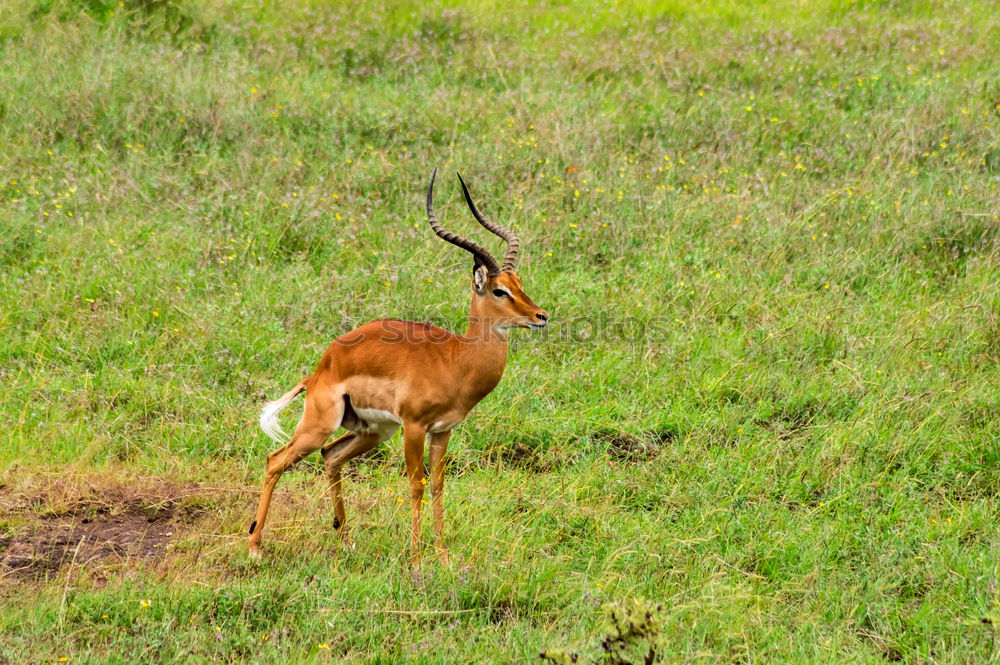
[457,293,509,395]
[464,292,512,339]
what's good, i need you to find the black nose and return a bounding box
[536,312,548,322]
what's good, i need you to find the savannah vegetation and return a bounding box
[0,0,998,662]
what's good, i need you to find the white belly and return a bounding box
[352,407,402,441]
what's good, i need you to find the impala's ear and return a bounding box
[472,263,489,295]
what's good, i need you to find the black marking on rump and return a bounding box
[341,394,365,431]
[333,516,342,530]
[248,519,257,535]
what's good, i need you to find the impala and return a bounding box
[248,170,549,564]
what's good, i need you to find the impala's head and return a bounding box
[426,169,548,332]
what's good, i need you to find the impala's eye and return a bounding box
[492,289,509,298]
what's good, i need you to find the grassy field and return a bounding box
[1,0,998,662]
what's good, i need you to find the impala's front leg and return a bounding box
[403,424,428,567]
[428,430,452,564]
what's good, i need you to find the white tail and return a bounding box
[259,383,305,443]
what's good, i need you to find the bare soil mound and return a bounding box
[0,477,209,583]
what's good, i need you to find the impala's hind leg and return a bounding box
[248,394,342,556]
[321,431,380,547]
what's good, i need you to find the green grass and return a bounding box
[1,0,998,662]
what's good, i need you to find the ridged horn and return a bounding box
[426,169,500,275]
[456,173,520,271]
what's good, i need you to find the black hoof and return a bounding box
[332,516,341,530]
[248,519,257,535]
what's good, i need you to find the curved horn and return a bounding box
[457,173,520,271]
[426,169,500,275]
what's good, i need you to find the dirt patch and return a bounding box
[496,441,557,472]
[0,476,210,584]
[0,504,177,582]
[597,427,678,463]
